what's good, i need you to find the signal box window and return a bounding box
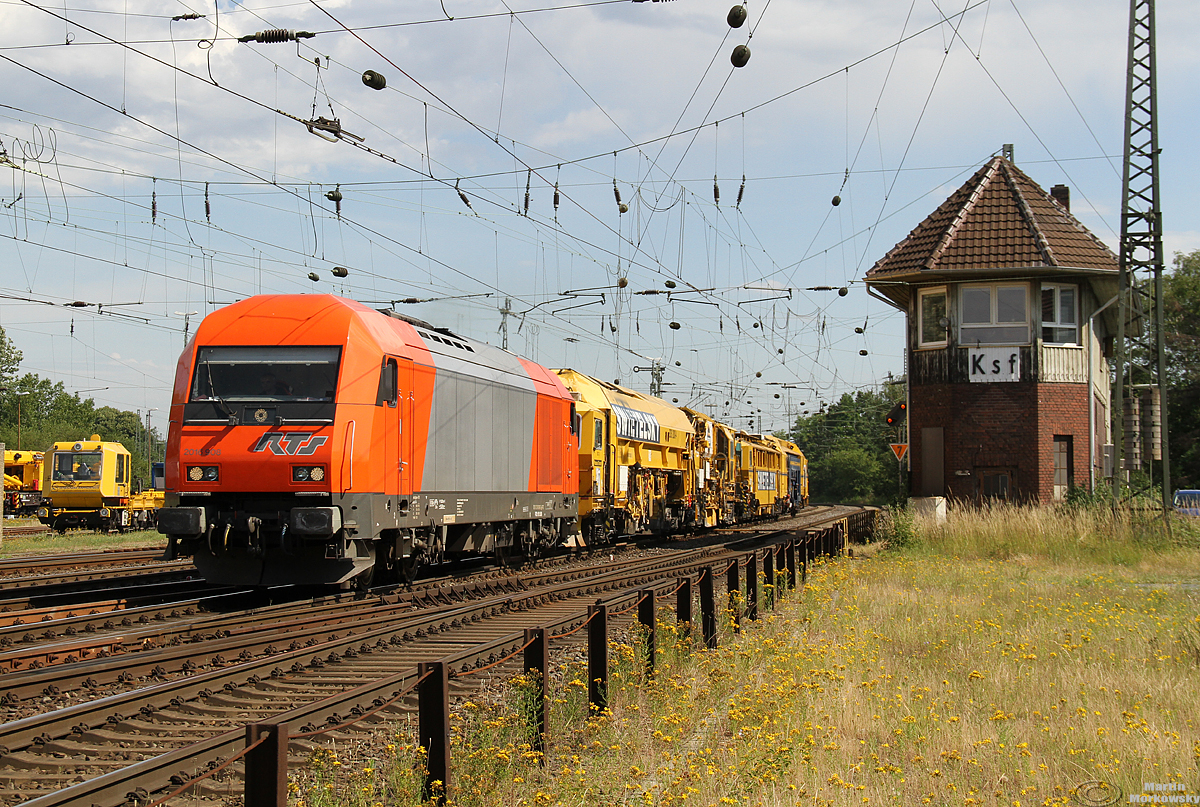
[191,346,342,402]
[978,468,1012,501]
[960,283,1029,345]
[1041,284,1078,344]
[917,288,947,347]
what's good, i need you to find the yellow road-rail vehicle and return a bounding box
[37,436,162,532]
[555,370,695,543]
[3,449,45,516]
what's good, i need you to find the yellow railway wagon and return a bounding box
[37,436,160,532]
[760,434,808,511]
[682,408,739,527]
[555,370,694,543]
[735,432,788,519]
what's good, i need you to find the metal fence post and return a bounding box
[676,576,693,643]
[244,721,287,807]
[417,660,450,805]
[727,560,740,634]
[587,601,608,714]
[763,547,774,611]
[638,589,656,677]
[748,551,759,621]
[786,539,797,590]
[699,566,717,649]
[523,628,548,762]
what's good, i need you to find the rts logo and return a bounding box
[250,432,328,456]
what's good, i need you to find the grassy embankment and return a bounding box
[0,523,162,557]
[291,505,1200,807]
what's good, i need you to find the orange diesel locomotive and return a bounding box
[156,295,577,587]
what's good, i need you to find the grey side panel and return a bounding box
[476,380,494,489]
[457,376,476,491]
[424,368,536,493]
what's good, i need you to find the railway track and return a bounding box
[0,547,173,579]
[0,526,48,540]
[0,506,866,806]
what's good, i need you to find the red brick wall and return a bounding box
[1036,383,1090,500]
[909,380,1089,504]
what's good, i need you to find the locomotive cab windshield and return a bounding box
[53,451,103,481]
[190,346,342,402]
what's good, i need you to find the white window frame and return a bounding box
[1041,283,1079,345]
[959,282,1030,346]
[917,287,948,348]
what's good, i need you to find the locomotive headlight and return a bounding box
[292,465,325,482]
[188,466,219,482]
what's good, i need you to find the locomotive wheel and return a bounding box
[353,565,374,594]
[398,556,420,584]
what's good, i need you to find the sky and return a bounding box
[1,0,1197,438]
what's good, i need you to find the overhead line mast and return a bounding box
[1113,0,1170,515]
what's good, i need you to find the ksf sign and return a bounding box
[968,347,1020,383]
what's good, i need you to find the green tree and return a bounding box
[0,326,21,387]
[1165,250,1200,489]
[0,330,163,488]
[785,385,906,504]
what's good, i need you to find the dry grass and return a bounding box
[290,505,1200,806]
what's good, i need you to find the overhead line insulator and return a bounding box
[237,29,316,44]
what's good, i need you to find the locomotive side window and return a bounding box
[190,346,341,402]
[377,358,398,407]
[593,419,604,450]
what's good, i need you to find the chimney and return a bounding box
[1050,184,1070,212]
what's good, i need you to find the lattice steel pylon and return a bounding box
[1113,0,1171,514]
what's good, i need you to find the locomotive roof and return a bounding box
[187,294,570,401]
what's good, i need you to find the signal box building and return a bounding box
[864,154,1118,503]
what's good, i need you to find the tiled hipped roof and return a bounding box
[865,155,1118,279]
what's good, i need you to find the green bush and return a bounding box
[875,504,916,550]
